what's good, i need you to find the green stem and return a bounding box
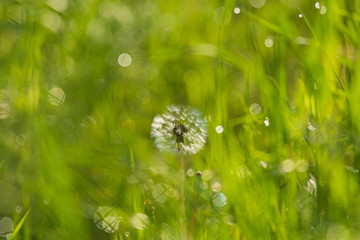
[189,194,199,240]
[180,150,187,240]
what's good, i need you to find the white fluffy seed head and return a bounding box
[151,105,207,155]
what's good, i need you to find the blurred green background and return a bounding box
[1,0,360,239]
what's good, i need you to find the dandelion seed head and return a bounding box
[151,105,207,155]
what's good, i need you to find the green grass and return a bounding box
[1,0,360,239]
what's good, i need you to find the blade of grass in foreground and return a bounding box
[8,209,31,240]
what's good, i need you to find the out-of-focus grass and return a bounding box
[1,0,360,239]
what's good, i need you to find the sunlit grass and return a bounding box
[1,0,360,239]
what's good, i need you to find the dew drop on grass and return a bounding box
[202,169,215,181]
[42,11,63,33]
[281,159,295,173]
[237,166,251,178]
[118,53,132,67]
[249,0,266,8]
[296,160,309,172]
[326,224,349,240]
[307,122,316,131]
[93,206,120,233]
[295,36,309,45]
[264,117,270,126]
[0,103,10,119]
[130,213,149,230]
[152,183,170,203]
[299,13,303,18]
[211,182,222,192]
[249,103,261,115]
[43,197,50,205]
[315,2,320,9]
[320,6,327,15]
[215,125,224,133]
[47,0,68,12]
[187,168,195,177]
[16,135,26,146]
[264,38,273,48]
[234,7,240,14]
[15,205,23,214]
[213,192,227,207]
[258,161,268,168]
[48,87,65,106]
[306,175,317,196]
[0,217,14,239]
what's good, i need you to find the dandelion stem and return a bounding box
[180,150,187,240]
[189,193,199,240]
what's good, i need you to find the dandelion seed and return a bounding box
[151,105,207,155]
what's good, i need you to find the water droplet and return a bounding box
[307,122,316,131]
[118,53,132,67]
[296,160,308,172]
[211,182,222,192]
[223,215,235,225]
[42,11,63,33]
[234,7,241,14]
[81,116,97,128]
[15,135,26,146]
[315,2,320,9]
[264,117,270,126]
[15,206,23,214]
[130,213,149,230]
[281,159,295,173]
[326,224,349,240]
[249,0,266,8]
[258,161,268,168]
[43,197,50,205]
[47,0,68,12]
[298,13,303,18]
[249,103,261,115]
[306,175,317,196]
[197,181,206,190]
[237,166,251,178]
[48,87,65,106]
[213,192,227,207]
[0,217,14,238]
[187,168,195,177]
[264,38,273,48]
[125,231,130,237]
[152,183,170,203]
[0,103,10,119]
[93,206,120,233]
[295,36,309,45]
[213,7,231,25]
[320,5,327,14]
[202,169,215,181]
[215,125,224,134]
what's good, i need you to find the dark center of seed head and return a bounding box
[173,124,188,137]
